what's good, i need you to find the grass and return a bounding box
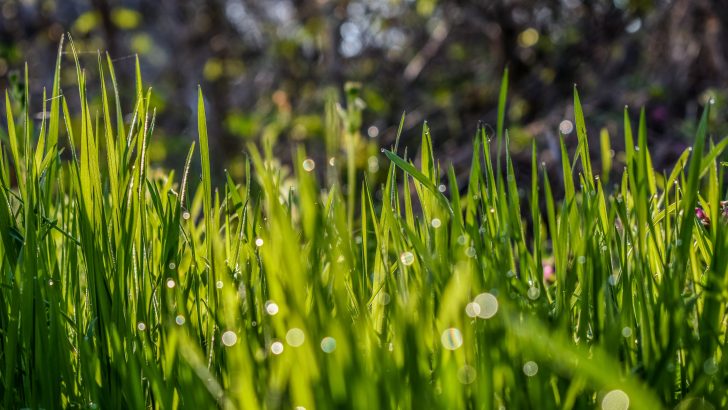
[1,39,728,409]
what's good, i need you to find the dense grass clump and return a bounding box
[1,40,728,409]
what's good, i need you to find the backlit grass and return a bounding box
[1,39,727,409]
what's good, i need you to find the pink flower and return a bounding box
[543,262,556,285]
[695,207,710,227]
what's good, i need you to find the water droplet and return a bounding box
[506,270,516,278]
[559,120,574,134]
[354,236,362,244]
[474,293,499,319]
[168,262,176,270]
[577,256,586,264]
[368,156,380,173]
[388,342,394,351]
[175,315,185,325]
[621,327,632,338]
[137,322,146,331]
[48,279,54,286]
[295,406,307,410]
[704,358,719,375]
[457,365,477,384]
[438,184,446,193]
[367,125,379,138]
[216,280,224,289]
[457,235,467,245]
[523,361,539,377]
[601,389,629,410]
[286,328,305,347]
[400,251,415,266]
[182,211,191,220]
[465,302,481,318]
[608,275,618,286]
[271,341,284,355]
[302,158,315,172]
[321,337,337,353]
[378,292,391,305]
[222,330,238,347]
[328,157,336,166]
[265,300,279,316]
[527,286,540,300]
[166,278,176,289]
[465,247,476,258]
[440,328,463,350]
[431,218,442,228]
[255,237,264,247]
[490,208,496,213]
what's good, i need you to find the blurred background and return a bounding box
[1,0,728,181]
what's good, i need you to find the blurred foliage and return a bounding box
[2,0,728,180]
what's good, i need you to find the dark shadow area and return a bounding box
[1,0,727,180]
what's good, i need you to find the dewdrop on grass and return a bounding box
[601,390,629,410]
[302,158,315,172]
[368,156,380,173]
[265,300,279,316]
[527,286,540,300]
[270,341,284,355]
[440,328,463,350]
[400,251,415,266]
[320,337,337,353]
[457,365,477,384]
[465,302,481,318]
[523,361,539,377]
[559,120,573,134]
[473,293,498,319]
[222,331,238,347]
[286,328,305,347]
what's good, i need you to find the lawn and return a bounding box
[1,39,726,409]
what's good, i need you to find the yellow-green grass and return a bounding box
[1,39,727,409]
